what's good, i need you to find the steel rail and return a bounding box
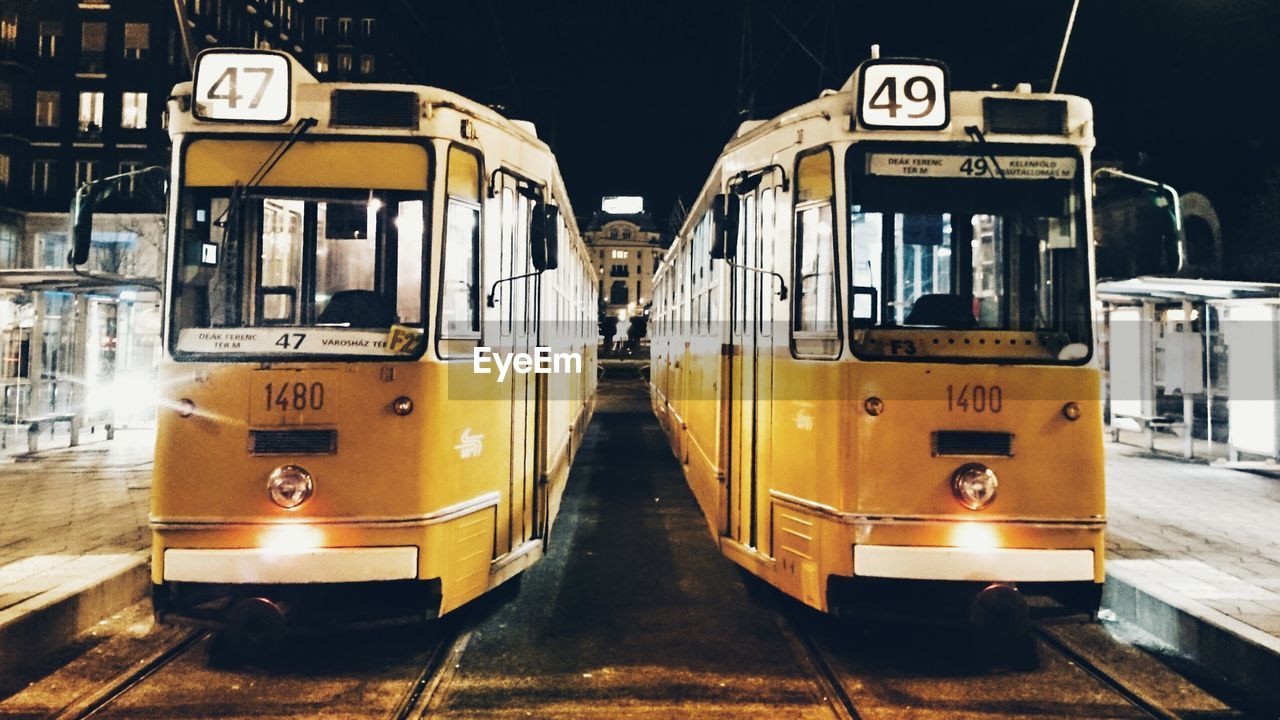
[1032,626,1180,720]
[771,608,862,720]
[50,628,210,720]
[385,623,473,720]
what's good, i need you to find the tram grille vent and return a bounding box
[329,90,419,128]
[932,431,1013,457]
[249,429,337,455]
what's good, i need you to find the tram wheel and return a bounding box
[218,597,288,664]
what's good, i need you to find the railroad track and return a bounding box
[44,621,472,720]
[50,628,210,720]
[385,624,472,720]
[1032,625,1180,720]
[774,601,1187,720]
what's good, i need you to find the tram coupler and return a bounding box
[970,583,1037,669]
[223,597,292,660]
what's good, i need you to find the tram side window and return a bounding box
[793,148,838,356]
[441,146,481,342]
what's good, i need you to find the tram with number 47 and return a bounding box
[71,49,597,653]
[650,56,1104,633]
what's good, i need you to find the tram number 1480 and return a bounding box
[946,383,1002,413]
[265,382,325,412]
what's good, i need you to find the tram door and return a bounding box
[728,185,780,551]
[498,178,539,552]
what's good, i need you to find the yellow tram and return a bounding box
[85,50,598,637]
[650,58,1105,622]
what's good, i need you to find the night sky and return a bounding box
[407,1,1280,230]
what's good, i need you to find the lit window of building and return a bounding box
[124,23,149,60]
[0,14,16,48]
[31,160,56,196]
[314,16,328,37]
[359,54,374,75]
[75,160,99,189]
[0,153,10,189]
[121,92,147,129]
[337,53,351,73]
[38,21,62,58]
[314,52,329,74]
[78,91,104,133]
[611,249,628,259]
[36,90,60,127]
[0,82,10,121]
[361,17,376,37]
[81,21,105,53]
[118,161,143,194]
[337,17,352,40]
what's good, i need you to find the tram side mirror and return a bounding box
[850,286,879,327]
[531,202,560,271]
[710,193,740,260]
[69,183,104,266]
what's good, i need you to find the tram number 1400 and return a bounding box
[265,381,325,412]
[946,384,1002,413]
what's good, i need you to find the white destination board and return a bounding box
[193,50,291,123]
[866,154,1078,180]
[177,328,408,356]
[858,61,949,130]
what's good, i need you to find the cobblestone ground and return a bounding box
[1106,443,1280,637]
[0,428,153,613]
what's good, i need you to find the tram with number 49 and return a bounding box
[72,49,597,652]
[650,56,1104,632]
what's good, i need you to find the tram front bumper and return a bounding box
[163,546,420,584]
[853,544,1095,583]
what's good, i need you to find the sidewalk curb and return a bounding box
[1104,564,1280,716]
[0,553,149,676]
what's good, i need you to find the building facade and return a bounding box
[0,0,423,438]
[581,208,667,323]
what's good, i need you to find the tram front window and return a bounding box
[171,189,426,357]
[846,145,1091,363]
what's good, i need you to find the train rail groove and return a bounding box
[386,624,473,720]
[1032,626,1181,720]
[772,609,862,720]
[49,628,210,720]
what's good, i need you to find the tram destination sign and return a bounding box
[176,328,408,356]
[193,49,292,123]
[866,153,1078,180]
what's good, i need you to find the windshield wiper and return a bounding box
[213,117,318,230]
[963,125,1007,180]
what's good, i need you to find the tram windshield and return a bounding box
[845,144,1091,363]
[169,188,428,358]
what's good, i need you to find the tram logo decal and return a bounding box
[794,407,814,431]
[455,428,484,459]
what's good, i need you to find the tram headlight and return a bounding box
[951,463,998,511]
[1062,401,1082,421]
[267,465,314,510]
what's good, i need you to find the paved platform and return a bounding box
[1104,442,1280,714]
[0,428,153,675]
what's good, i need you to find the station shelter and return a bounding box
[0,269,161,451]
[1097,276,1280,465]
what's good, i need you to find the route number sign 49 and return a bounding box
[857,60,950,130]
[193,50,291,123]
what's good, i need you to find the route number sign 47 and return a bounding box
[193,50,291,123]
[857,60,950,130]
